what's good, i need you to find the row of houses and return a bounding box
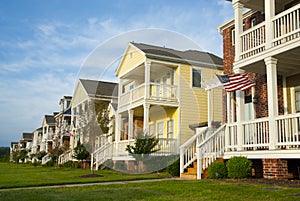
[11,0,300,180]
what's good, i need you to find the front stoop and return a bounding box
[180,162,197,180]
[180,158,225,180]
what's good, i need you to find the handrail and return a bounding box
[180,127,208,148]
[197,124,226,148]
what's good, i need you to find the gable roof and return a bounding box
[131,42,223,69]
[45,115,56,125]
[79,79,118,98]
[22,133,33,141]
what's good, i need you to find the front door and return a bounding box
[244,94,254,145]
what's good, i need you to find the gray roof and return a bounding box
[22,133,33,141]
[45,115,56,125]
[80,79,118,98]
[132,42,223,69]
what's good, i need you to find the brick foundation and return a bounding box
[262,159,288,180]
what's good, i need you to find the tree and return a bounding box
[126,133,159,172]
[73,142,90,168]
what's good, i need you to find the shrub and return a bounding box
[226,156,252,179]
[208,161,227,179]
[167,159,180,177]
[62,161,73,168]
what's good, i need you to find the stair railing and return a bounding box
[197,124,226,179]
[179,127,208,174]
[92,142,112,170]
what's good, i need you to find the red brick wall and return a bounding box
[222,11,284,122]
[262,159,288,180]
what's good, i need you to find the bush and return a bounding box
[226,156,252,179]
[208,161,227,179]
[62,161,73,168]
[166,159,180,177]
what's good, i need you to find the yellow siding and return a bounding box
[116,45,146,77]
[71,82,88,107]
[179,65,223,145]
[149,106,178,138]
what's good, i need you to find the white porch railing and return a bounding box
[119,83,178,108]
[276,113,300,148]
[155,138,178,155]
[241,117,270,150]
[272,4,300,47]
[226,123,238,151]
[241,22,266,59]
[239,3,300,59]
[41,154,51,164]
[197,125,226,179]
[179,127,208,174]
[58,150,73,165]
[93,142,112,170]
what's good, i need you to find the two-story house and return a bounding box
[184,0,300,180]
[58,79,118,165]
[54,96,72,150]
[93,42,223,172]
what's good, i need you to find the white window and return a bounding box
[231,28,235,46]
[149,123,155,136]
[296,91,300,112]
[167,119,174,139]
[157,121,164,139]
[251,18,257,27]
[192,68,202,88]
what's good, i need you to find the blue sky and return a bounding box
[0,0,233,146]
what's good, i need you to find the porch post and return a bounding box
[128,110,134,139]
[143,103,150,135]
[233,0,243,62]
[207,89,212,128]
[265,57,278,150]
[144,60,151,99]
[234,69,245,151]
[226,92,232,123]
[264,0,275,49]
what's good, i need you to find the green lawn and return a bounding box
[1,180,300,201]
[0,162,170,189]
[1,162,300,201]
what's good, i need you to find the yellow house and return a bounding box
[112,42,223,160]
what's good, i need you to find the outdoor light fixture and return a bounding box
[253,95,259,104]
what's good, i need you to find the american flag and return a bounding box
[216,73,256,92]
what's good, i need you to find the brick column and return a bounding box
[262,159,288,180]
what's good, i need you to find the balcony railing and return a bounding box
[239,4,300,60]
[272,4,300,47]
[119,83,178,108]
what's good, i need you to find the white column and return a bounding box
[282,76,288,114]
[144,60,151,99]
[143,103,150,135]
[264,0,275,49]
[207,89,212,128]
[226,92,231,123]
[265,57,278,150]
[234,68,245,151]
[128,110,134,139]
[233,0,244,62]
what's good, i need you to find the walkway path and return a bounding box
[0,178,181,191]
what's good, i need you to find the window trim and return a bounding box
[191,67,203,89]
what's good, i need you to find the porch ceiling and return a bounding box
[121,63,176,81]
[226,0,299,13]
[242,46,300,77]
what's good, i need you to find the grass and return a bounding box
[0,162,170,189]
[1,180,300,201]
[0,162,300,201]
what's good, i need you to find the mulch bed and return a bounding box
[78,174,103,178]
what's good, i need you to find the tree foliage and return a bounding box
[73,142,90,162]
[126,134,159,156]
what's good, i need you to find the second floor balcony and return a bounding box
[119,82,178,110]
[233,1,300,70]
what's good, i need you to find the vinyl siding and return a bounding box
[116,45,146,77]
[71,83,88,107]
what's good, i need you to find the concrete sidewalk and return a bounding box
[0,178,181,191]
